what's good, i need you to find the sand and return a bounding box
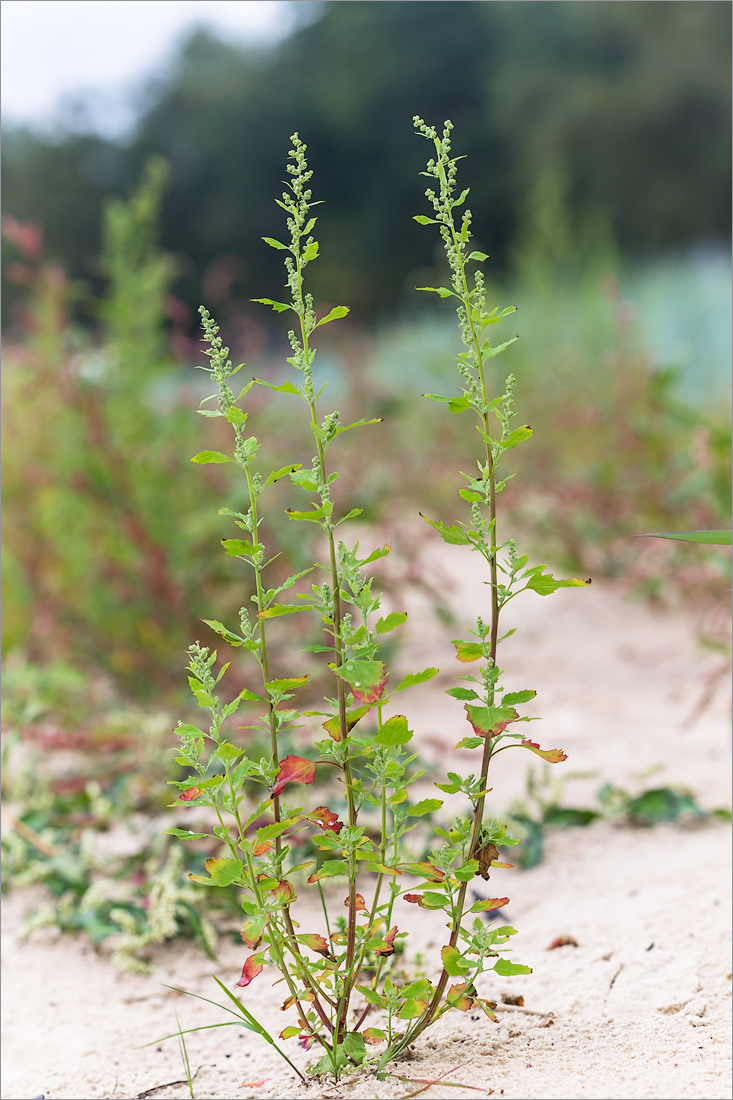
[2,539,731,1100]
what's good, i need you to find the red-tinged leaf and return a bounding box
[308,805,344,834]
[307,860,349,883]
[297,934,331,956]
[345,893,367,911]
[271,755,316,796]
[239,913,269,949]
[404,893,426,907]
[447,982,474,1011]
[252,839,273,856]
[475,997,499,1022]
[240,1081,268,1089]
[520,739,568,764]
[375,926,399,957]
[406,861,445,883]
[332,659,387,705]
[179,786,203,802]
[236,954,264,987]
[280,1026,301,1040]
[363,1027,387,1045]
[469,896,510,914]
[547,935,578,950]
[465,703,518,737]
[281,995,296,1011]
[321,704,371,742]
[270,880,295,905]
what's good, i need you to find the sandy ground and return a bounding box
[2,538,731,1100]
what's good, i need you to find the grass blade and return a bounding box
[634,529,732,545]
[210,977,306,1083]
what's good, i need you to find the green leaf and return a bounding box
[225,406,247,426]
[307,860,349,883]
[191,450,231,464]
[454,736,484,749]
[251,297,291,313]
[285,505,326,522]
[356,985,386,1007]
[483,335,519,360]
[454,859,480,882]
[423,393,473,414]
[257,378,302,397]
[524,571,591,596]
[413,214,438,225]
[220,539,260,559]
[492,958,532,977]
[406,798,443,817]
[265,675,309,693]
[164,828,210,840]
[498,424,533,450]
[302,240,319,263]
[360,544,391,565]
[502,690,536,706]
[342,1032,367,1065]
[256,816,303,843]
[393,667,439,692]
[446,686,479,701]
[420,514,472,545]
[332,417,382,439]
[416,286,455,298]
[452,640,483,663]
[397,998,429,1019]
[258,603,305,618]
[175,723,206,737]
[315,305,349,328]
[468,250,488,262]
[201,857,243,887]
[214,742,242,762]
[201,619,245,647]
[262,236,288,250]
[264,463,301,487]
[374,713,412,747]
[637,529,732,545]
[375,611,407,634]
[441,945,472,976]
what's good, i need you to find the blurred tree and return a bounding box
[2,0,730,327]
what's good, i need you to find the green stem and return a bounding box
[243,460,330,1028]
[296,282,358,1043]
[382,191,503,1064]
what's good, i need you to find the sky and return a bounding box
[1,0,302,137]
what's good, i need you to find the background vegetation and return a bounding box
[2,0,730,964]
[3,1,731,328]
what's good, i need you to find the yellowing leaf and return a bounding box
[520,738,568,763]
